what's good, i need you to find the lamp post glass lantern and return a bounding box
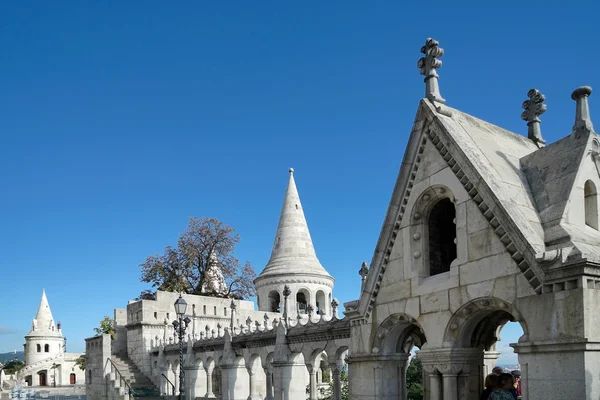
[172,295,191,400]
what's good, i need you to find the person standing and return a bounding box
[489,373,516,400]
[511,370,522,399]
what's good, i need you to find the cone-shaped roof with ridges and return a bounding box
[256,168,333,280]
[26,289,61,337]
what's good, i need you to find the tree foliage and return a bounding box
[2,360,24,375]
[406,356,424,400]
[139,217,256,299]
[93,316,115,339]
[74,356,86,371]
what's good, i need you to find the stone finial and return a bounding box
[306,304,314,318]
[417,38,445,104]
[359,261,369,291]
[521,89,547,147]
[283,285,291,298]
[331,298,340,319]
[246,316,252,327]
[230,300,237,310]
[572,86,595,134]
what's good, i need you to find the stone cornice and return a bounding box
[255,275,334,288]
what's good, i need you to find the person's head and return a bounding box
[492,366,503,375]
[511,370,521,381]
[484,374,500,389]
[498,373,515,390]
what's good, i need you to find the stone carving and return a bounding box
[417,38,445,104]
[359,262,369,291]
[572,86,595,134]
[521,88,547,147]
[200,251,228,295]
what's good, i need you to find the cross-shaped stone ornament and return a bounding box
[521,88,547,147]
[417,38,445,104]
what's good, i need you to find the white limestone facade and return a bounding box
[347,38,600,400]
[18,290,84,387]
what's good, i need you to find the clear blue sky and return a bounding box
[0,2,597,364]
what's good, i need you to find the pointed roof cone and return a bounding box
[256,169,333,280]
[35,289,54,322]
[27,289,61,337]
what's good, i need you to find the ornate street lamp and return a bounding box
[51,363,58,387]
[172,295,191,400]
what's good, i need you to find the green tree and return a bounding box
[74,356,86,371]
[139,217,256,299]
[2,360,24,375]
[406,356,424,400]
[94,316,115,339]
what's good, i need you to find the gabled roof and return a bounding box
[357,99,551,319]
[256,169,333,282]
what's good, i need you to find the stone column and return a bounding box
[307,365,318,400]
[159,368,170,395]
[173,369,180,395]
[247,368,255,400]
[422,365,442,400]
[330,363,342,400]
[442,372,458,400]
[264,367,273,400]
[482,350,501,378]
[205,366,215,398]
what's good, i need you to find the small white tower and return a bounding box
[255,168,335,318]
[24,290,65,365]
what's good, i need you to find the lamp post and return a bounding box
[51,363,57,387]
[172,295,191,400]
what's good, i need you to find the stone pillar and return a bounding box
[482,351,501,379]
[189,366,207,400]
[428,372,442,400]
[173,369,180,395]
[330,363,342,400]
[247,368,256,400]
[308,366,318,400]
[272,360,306,400]
[441,372,458,400]
[264,367,273,400]
[205,366,215,398]
[159,368,170,395]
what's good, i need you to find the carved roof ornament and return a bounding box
[572,86,595,135]
[521,89,547,147]
[283,285,291,298]
[417,38,445,104]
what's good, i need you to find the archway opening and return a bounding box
[296,289,309,314]
[70,373,76,385]
[268,291,280,313]
[315,290,326,315]
[585,180,598,229]
[448,299,528,400]
[428,198,457,275]
[38,371,47,386]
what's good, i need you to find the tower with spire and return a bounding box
[254,168,335,318]
[24,290,65,365]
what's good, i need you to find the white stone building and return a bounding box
[4,290,85,389]
[347,38,600,400]
[85,37,600,400]
[85,168,349,400]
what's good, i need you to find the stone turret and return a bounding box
[24,290,65,365]
[255,169,334,317]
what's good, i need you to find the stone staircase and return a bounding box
[107,353,161,400]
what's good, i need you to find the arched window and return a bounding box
[316,290,326,315]
[70,373,76,385]
[428,198,457,276]
[44,344,50,352]
[37,344,41,353]
[268,291,281,313]
[585,180,598,229]
[296,290,308,313]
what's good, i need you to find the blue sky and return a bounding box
[0,2,597,364]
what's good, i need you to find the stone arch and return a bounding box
[372,313,426,355]
[296,287,310,313]
[268,290,281,313]
[585,180,598,229]
[410,185,458,277]
[315,290,327,315]
[443,297,529,349]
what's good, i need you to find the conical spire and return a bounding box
[35,289,54,322]
[257,169,332,278]
[27,289,60,336]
